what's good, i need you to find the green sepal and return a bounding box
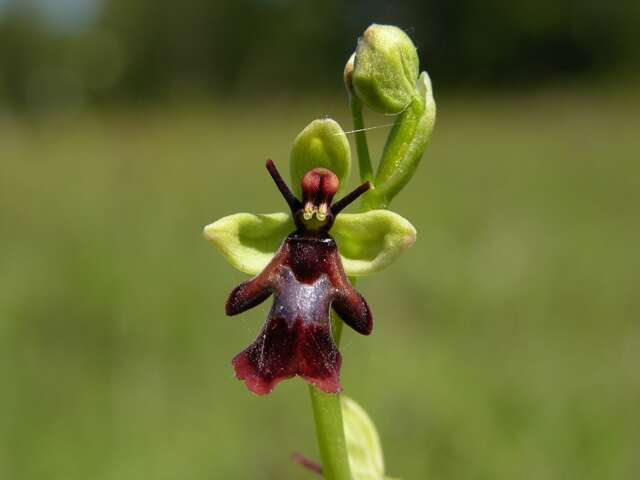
[353,24,419,115]
[203,212,291,276]
[290,118,351,197]
[203,210,416,277]
[342,395,402,480]
[333,210,416,276]
[362,71,436,211]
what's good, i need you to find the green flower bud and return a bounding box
[352,24,419,114]
[362,71,436,210]
[290,118,351,197]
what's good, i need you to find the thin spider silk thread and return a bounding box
[332,123,396,136]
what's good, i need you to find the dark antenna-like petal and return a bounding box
[266,159,302,213]
[331,181,371,215]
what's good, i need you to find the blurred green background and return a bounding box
[1,1,639,479]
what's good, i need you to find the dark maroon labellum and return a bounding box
[225,160,372,395]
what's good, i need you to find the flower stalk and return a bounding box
[345,53,373,185]
[308,312,350,480]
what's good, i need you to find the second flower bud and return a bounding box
[352,24,419,114]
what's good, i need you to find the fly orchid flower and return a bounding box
[204,119,418,395]
[227,160,371,395]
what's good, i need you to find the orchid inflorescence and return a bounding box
[204,23,435,480]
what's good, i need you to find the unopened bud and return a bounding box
[362,71,436,211]
[352,24,419,114]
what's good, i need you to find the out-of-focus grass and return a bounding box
[0,87,639,480]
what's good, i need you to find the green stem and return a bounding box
[349,94,373,184]
[308,311,350,480]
